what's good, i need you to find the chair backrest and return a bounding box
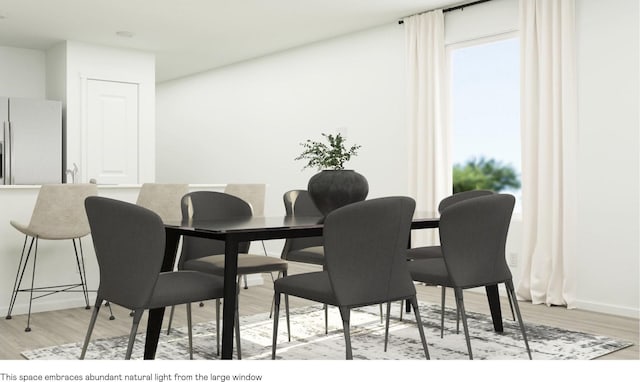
[281,190,324,255]
[179,191,252,265]
[438,189,494,213]
[85,196,165,309]
[224,183,266,217]
[439,194,515,288]
[28,183,98,239]
[136,183,189,222]
[324,196,416,307]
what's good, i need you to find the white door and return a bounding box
[86,79,139,184]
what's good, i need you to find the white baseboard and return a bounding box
[573,299,639,319]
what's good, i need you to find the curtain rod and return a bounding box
[397,0,493,24]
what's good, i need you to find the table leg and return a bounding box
[221,239,240,360]
[485,284,504,332]
[144,308,165,359]
[143,229,181,360]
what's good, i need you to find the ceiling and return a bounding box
[0,0,459,82]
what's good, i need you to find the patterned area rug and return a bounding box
[22,303,632,360]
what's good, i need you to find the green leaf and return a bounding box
[295,133,361,171]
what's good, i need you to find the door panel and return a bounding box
[86,80,139,184]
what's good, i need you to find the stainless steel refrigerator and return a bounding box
[1,97,62,185]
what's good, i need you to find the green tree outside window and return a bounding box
[453,157,520,193]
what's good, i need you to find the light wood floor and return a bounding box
[1,263,637,360]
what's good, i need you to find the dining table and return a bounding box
[143,211,504,360]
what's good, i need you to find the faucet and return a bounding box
[65,163,79,184]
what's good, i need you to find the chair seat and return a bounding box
[408,258,451,286]
[406,245,442,260]
[10,220,86,240]
[274,271,338,306]
[285,246,324,265]
[408,250,513,290]
[147,271,225,309]
[184,253,288,276]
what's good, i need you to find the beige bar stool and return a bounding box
[5,184,98,331]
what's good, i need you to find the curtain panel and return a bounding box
[404,10,451,247]
[517,0,578,307]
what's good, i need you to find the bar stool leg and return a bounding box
[6,236,33,320]
[25,238,40,332]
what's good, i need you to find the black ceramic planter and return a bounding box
[307,170,369,216]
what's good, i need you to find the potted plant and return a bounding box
[295,133,369,215]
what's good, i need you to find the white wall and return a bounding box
[157,24,408,216]
[0,46,46,98]
[157,0,639,318]
[575,0,639,317]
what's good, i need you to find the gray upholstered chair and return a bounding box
[271,197,429,360]
[281,189,387,332]
[408,193,532,359]
[280,190,334,330]
[123,183,190,320]
[136,183,189,222]
[280,190,324,266]
[406,189,497,335]
[406,190,494,261]
[80,196,225,360]
[5,184,98,332]
[166,185,268,338]
[224,183,267,289]
[174,191,289,359]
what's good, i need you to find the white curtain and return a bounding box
[517,0,578,307]
[404,10,451,247]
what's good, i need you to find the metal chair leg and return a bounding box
[186,303,193,360]
[506,280,532,359]
[235,277,242,359]
[9,236,99,331]
[339,307,353,360]
[269,292,275,319]
[126,310,143,359]
[384,301,392,351]
[216,298,220,356]
[324,304,328,334]
[271,293,281,360]
[104,301,115,320]
[454,288,473,359]
[235,305,242,359]
[506,288,516,321]
[6,236,33,320]
[72,238,91,309]
[269,269,282,317]
[166,305,175,334]
[410,297,430,359]
[25,238,39,332]
[282,271,291,342]
[440,286,446,338]
[80,298,103,359]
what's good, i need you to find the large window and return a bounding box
[449,35,521,212]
